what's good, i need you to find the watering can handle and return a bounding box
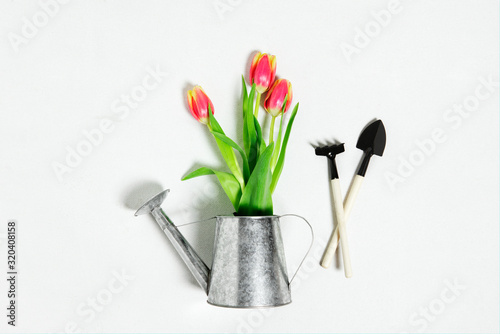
[279,214,315,285]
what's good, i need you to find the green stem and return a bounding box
[254,92,261,118]
[269,115,276,144]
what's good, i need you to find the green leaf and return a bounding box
[182,167,242,211]
[182,167,214,180]
[241,75,248,117]
[271,113,284,169]
[247,83,256,114]
[237,143,275,216]
[271,95,288,170]
[208,105,222,132]
[270,103,299,194]
[244,84,259,172]
[208,109,244,187]
[253,115,265,156]
[211,131,250,184]
[242,77,251,161]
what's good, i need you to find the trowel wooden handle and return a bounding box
[321,179,352,278]
[344,174,364,219]
[320,175,364,271]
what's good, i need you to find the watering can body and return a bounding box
[208,216,291,307]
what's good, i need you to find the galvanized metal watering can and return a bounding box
[135,189,314,308]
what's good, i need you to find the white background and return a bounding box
[0,0,498,333]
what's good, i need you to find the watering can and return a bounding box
[135,189,314,308]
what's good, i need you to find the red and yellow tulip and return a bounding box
[187,86,214,125]
[264,79,292,117]
[249,52,277,94]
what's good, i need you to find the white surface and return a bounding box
[0,0,498,333]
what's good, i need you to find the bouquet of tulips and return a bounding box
[182,52,299,216]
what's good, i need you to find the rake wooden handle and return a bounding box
[320,175,364,271]
[321,179,352,278]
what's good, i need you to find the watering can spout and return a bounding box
[135,190,210,294]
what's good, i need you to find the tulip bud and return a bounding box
[264,79,292,117]
[249,52,277,94]
[187,86,214,125]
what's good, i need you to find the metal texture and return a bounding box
[207,216,291,308]
[134,189,170,216]
[134,190,210,293]
[153,209,210,294]
[135,190,315,308]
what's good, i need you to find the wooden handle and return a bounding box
[344,174,364,219]
[320,175,364,271]
[320,179,352,278]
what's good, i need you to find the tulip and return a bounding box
[264,79,293,144]
[249,52,277,117]
[264,79,292,117]
[249,52,277,93]
[187,86,215,126]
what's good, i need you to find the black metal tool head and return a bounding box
[315,143,345,179]
[356,119,386,157]
[315,143,345,159]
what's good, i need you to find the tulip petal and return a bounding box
[187,90,194,110]
[269,55,277,85]
[253,54,272,93]
[285,81,293,112]
[249,52,261,83]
